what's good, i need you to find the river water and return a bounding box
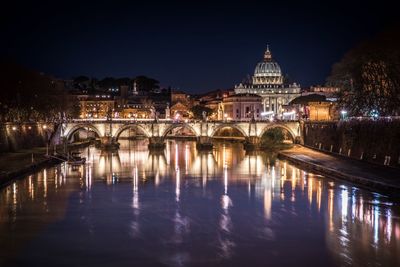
[0,140,399,267]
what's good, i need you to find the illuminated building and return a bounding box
[77,94,115,118]
[302,86,340,102]
[117,101,154,119]
[234,46,301,117]
[288,94,338,120]
[221,93,263,120]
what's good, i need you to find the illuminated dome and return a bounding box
[252,46,283,85]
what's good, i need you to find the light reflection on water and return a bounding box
[0,140,399,267]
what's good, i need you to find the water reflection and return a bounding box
[0,140,399,267]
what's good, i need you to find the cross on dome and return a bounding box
[264,45,272,61]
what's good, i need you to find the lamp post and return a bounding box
[340,110,347,120]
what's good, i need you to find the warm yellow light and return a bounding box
[42,125,47,129]
[12,126,17,131]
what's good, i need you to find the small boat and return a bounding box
[67,152,86,165]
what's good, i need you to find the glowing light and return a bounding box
[283,111,295,116]
[386,209,392,242]
[373,206,379,243]
[261,111,274,116]
[341,187,348,222]
[328,189,334,232]
[12,126,17,131]
[42,125,47,129]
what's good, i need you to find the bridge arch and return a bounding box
[65,123,102,142]
[210,124,248,138]
[161,123,199,140]
[114,124,150,141]
[258,124,297,142]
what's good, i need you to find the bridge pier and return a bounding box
[196,136,213,151]
[148,137,165,150]
[244,136,260,151]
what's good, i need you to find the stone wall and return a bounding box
[304,120,400,167]
[0,123,56,153]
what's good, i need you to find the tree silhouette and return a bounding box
[327,29,400,116]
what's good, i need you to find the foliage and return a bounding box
[0,62,79,122]
[134,76,160,92]
[327,29,400,116]
[304,120,400,166]
[261,128,285,146]
[190,105,213,119]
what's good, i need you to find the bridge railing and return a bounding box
[69,118,300,123]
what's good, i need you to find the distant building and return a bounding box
[234,46,301,117]
[302,86,340,101]
[221,93,263,120]
[116,101,154,119]
[170,102,190,119]
[77,93,115,119]
[171,90,189,105]
[288,94,338,121]
[169,90,192,119]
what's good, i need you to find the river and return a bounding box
[0,140,399,266]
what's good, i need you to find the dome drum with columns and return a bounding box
[234,45,300,117]
[253,46,283,85]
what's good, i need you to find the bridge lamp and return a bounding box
[340,110,347,120]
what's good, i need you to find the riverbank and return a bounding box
[278,146,400,196]
[0,147,59,187]
[0,141,92,187]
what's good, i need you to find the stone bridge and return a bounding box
[62,119,302,150]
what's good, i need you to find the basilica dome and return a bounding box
[252,46,283,85]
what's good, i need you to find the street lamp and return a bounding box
[340,110,347,120]
[370,109,379,119]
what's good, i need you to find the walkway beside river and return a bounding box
[279,146,400,195]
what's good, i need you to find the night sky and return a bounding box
[1,0,398,93]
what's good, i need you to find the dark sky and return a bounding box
[1,0,398,93]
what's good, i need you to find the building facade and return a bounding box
[77,94,115,119]
[221,93,263,120]
[234,46,301,118]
